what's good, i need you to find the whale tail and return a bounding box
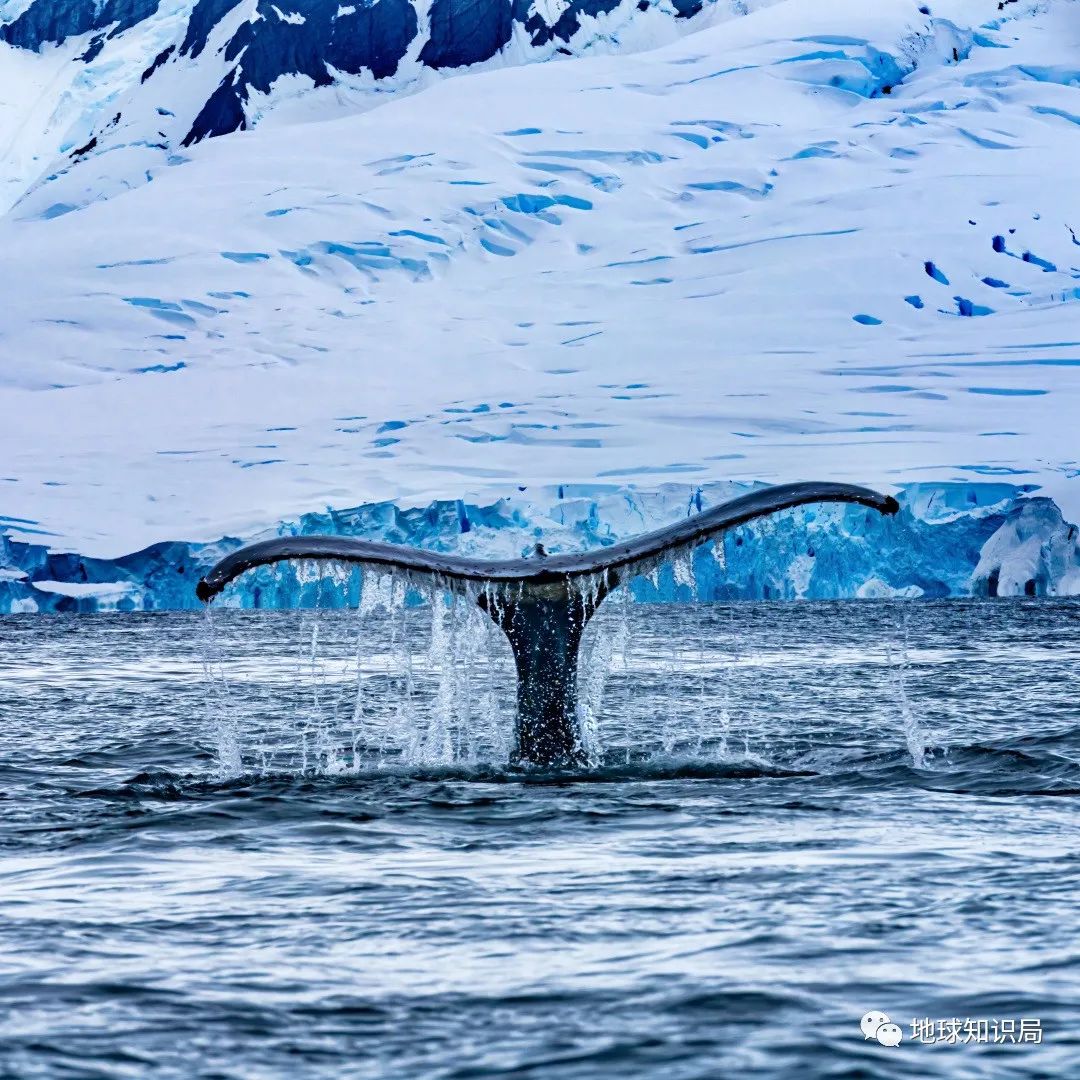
[197,482,899,765]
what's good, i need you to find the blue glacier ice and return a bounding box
[2,482,1077,613]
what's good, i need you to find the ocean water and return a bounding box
[1,599,1078,1079]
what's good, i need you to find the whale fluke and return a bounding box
[196,481,899,765]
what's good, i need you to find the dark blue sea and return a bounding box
[2,599,1078,1078]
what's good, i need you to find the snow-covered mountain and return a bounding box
[1,0,1078,610]
[1,0,759,214]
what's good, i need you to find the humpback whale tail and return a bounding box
[197,482,899,766]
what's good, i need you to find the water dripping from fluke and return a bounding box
[196,482,899,769]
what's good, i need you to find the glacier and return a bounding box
[2,480,1078,612]
[0,0,1078,611]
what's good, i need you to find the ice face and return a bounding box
[2,483,1078,612]
[972,497,1080,599]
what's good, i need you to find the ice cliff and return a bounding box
[2,481,1077,612]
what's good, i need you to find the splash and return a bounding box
[200,573,923,780]
[887,605,930,769]
[194,482,906,776]
[200,604,242,779]
[202,565,520,777]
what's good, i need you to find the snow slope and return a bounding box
[0,0,1078,607]
[0,0,765,214]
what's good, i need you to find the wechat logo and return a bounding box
[861,1011,903,1047]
